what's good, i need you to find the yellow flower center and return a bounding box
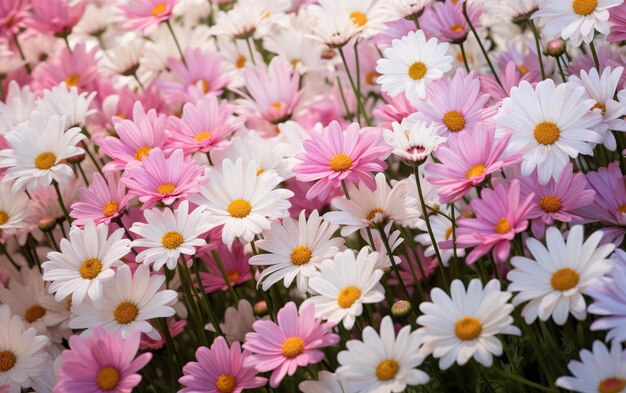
[96,366,121,391]
[375,359,399,381]
[64,74,80,87]
[539,195,562,213]
[365,70,380,85]
[226,270,240,284]
[256,167,264,176]
[466,163,486,180]
[271,101,283,110]
[113,301,139,324]
[495,217,511,234]
[533,121,560,145]
[281,337,305,358]
[134,146,152,161]
[24,304,46,323]
[337,286,361,308]
[350,11,368,27]
[0,211,9,225]
[80,258,103,279]
[290,59,300,69]
[227,199,252,218]
[455,316,483,340]
[290,245,313,266]
[329,153,353,171]
[195,79,210,94]
[408,61,427,80]
[366,208,385,222]
[161,231,184,249]
[445,226,453,240]
[598,377,626,393]
[0,351,17,372]
[35,152,57,170]
[618,204,626,214]
[102,201,119,217]
[157,183,176,194]
[518,64,529,74]
[216,374,237,393]
[235,56,247,69]
[551,268,580,291]
[151,2,168,17]
[443,110,466,132]
[592,101,607,113]
[450,23,464,33]
[194,131,212,142]
[572,0,597,15]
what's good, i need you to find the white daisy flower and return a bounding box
[494,79,603,184]
[264,26,324,74]
[299,371,347,393]
[215,37,261,88]
[360,223,403,270]
[417,279,521,370]
[484,0,538,22]
[189,158,294,244]
[301,248,385,330]
[35,83,96,130]
[0,113,85,192]
[507,225,615,325]
[376,30,453,101]
[532,0,622,47]
[314,0,391,39]
[249,209,344,292]
[69,264,178,340]
[130,201,211,271]
[337,316,429,392]
[101,33,146,78]
[556,340,626,393]
[384,120,446,164]
[324,172,421,237]
[588,249,626,343]
[42,219,131,306]
[304,8,361,49]
[382,0,432,20]
[415,205,466,267]
[0,80,36,136]
[0,304,50,393]
[211,0,274,40]
[0,181,31,235]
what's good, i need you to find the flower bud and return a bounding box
[391,300,412,319]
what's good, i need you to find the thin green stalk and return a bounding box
[341,179,351,199]
[450,205,459,280]
[462,2,502,88]
[166,20,187,67]
[377,225,413,304]
[589,41,600,70]
[158,318,182,375]
[1,246,21,270]
[527,19,546,80]
[192,256,223,335]
[459,42,470,73]
[210,249,240,301]
[353,40,363,125]
[489,366,556,393]
[75,163,89,185]
[337,47,371,125]
[12,34,31,74]
[556,56,567,82]
[336,76,351,117]
[245,38,257,65]
[52,181,72,225]
[80,140,104,176]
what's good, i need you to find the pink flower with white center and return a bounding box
[199,242,253,294]
[236,58,305,135]
[421,0,482,43]
[518,163,596,238]
[70,172,131,226]
[243,302,339,388]
[294,121,390,200]
[26,0,86,36]
[426,126,522,203]
[409,69,497,136]
[179,337,267,393]
[99,101,169,172]
[31,43,99,93]
[479,61,537,104]
[167,97,241,155]
[118,0,178,34]
[443,180,533,264]
[122,149,206,209]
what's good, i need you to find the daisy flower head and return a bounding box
[382,0,432,20]
[532,0,622,47]
[337,315,429,392]
[305,5,362,48]
[0,180,31,235]
[588,249,626,342]
[118,0,178,34]
[608,1,626,41]
[69,264,178,340]
[31,43,99,93]
[294,121,389,200]
[35,82,97,130]
[70,172,131,226]
[199,242,253,293]
[55,326,152,393]
[0,112,85,192]
[507,225,615,325]
[376,30,453,101]
[0,81,36,136]
[494,79,603,184]
[243,302,339,388]
[417,279,521,369]
[42,219,131,306]
[301,247,385,330]
[249,209,344,292]
[421,0,482,44]
[25,0,86,36]
[130,201,211,270]
[556,341,626,393]
[179,336,267,393]
[315,0,391,39]
[383,119,446,164]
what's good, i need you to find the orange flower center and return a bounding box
[329,153,353,171]
[226,270,240,284]
[235,56,247,69]
[598,377,626,393]
[65,74,80,87]
[151,3,168,17]
[466,163,486,180]
[113,301,139,324]
[157,183,176,194]
[366,208,385,222]
[281,337,305,358]
[365,70,380,85]
[592,101,607,113]
[134,146,152,161]
[572,0,597,15]
[0,211,9,225]
[350,11,368,27]
[102,201,119,217]
[443,111,466,132]
[227,199,252,218]
[539,195,562,213]
[618,204,626,214]
[194,131,212,142]
[0,351,16,372]
[290,246,312,266]
[195,79,209,93]
[375,359,399,381]
[97,366,121,391]
[518,64,529,74]
[455,316,482,340]
[215,374,237,393]
[80,258,103,279]
[551,268,579,291]
[534,121,560,145]
[495,217,511,234]
[35,152,57,170]
[337,286,361,308]
[162,231,184,249]
[24,304,46,323]
[450,23,464,34]
[408,62,427,80]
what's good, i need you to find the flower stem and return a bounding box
[52,180,73,225]
[341,179,351,199]
[210,249,240,301]
[157,318,182,376]
[245,38,257,65]
[589,41,600,70]
[377,225,413,306]
[462,2,502,88]
[338,47,372,126]
[527,18,546,80]
[459,42,470,73]
[12,34,31,74]
[191,256,223,335]
[556,56,567,82]
[489,365,556,393]
[166,20,187,67]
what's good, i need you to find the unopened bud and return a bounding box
[66,152,86,164]
[546,38,566,57]
[38,216,57,232]
[254,300,268,317]
[391,300,412,319]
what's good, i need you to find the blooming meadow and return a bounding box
[0,0,625,392]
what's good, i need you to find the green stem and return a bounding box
[158,318,182,376]
[353,40,363,125]
[52,181,72,225]
[245,38,257,65]
[459,42,470,73]
[462,2,502,88]
[489,366,556,393]
[527,19,546,80]
[338,47,371,125]
[556,56,567,83]
[12,34,31,74]
[191,256,223,335]
[589,41,600,70]
[210,249,240,301]
[166,20,187,67]
[341,179,351,200]
[377,225,413,305]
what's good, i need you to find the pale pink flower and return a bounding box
[199,242,253,294]
[26,0,86,36]
[480,61,537,104]
[118,0,178,34]
[608,2,626,42]
[31,43,99,93]
[0,0,29,38]
[421,0,482,43]
[70,172,131,226]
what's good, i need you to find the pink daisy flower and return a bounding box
[168,97,241,155]
[0,0,29,39]
[122,148,206,209]
[200,242,253,294]
[294,121,389,200]
[568,45,626,88]
[118,0,178,34]
[31,43,99,93]
[410,69,497,136]
[179,336,266,393]
[444,180,533,264]
[99,101,169,172]
[70,172,131,226]
[518,163,596,238]
[608,2,626,42]
[54,326,152,393]
[496,43,550,83]
[426,126,522,203]
[243,302,339,388]
[480,61,537,104]
[26,0,86,36]
[140,318,186,350]
[421,0,482,43]
[372,93,417,130]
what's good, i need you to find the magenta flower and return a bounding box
[608,2,626,42]
[31,43,99,93]
[70,172,131,226]
[26,0,86,36]
[179,336,266,393]
[243,302,339,388]
[118,0,178,34]
[426,126,521,203]
[421,0,482,43]
[54,327,152,393]
[122,149,206,209]
[99,101,169,171]
[444,180,533,264]
[294,121,389,200]
[0,0,29,39]
[410,69,497,136]
[200,242,253,294]
[518,163,596,238]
